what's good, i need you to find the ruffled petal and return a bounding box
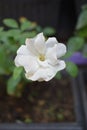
[26,60,66,81]
[25,68,55,82]
[25,38,39,56]
[17,45,30,55]
[26,33,46,56]
[46,37,66,58]
[46,37,58,48]
[46,44,58,65]
[14,55,39,73]
[57,43,66,58]
[53,60,66,74]
[34,33,46,54]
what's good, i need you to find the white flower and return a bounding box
[14,33,66,81]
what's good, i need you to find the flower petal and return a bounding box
[17,45,30,55]
[26,60,66,81]
[46,44,58,65]
[26,33,46,56]
[25,68,55,82]
[46,37,66,58]
[25,38,39,56]
[53,60,66,74]
[46,37,58,48]
[14,55,39,73]
[57,43,66,58]
[34,33,46,54]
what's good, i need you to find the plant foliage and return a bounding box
[0,18,55,96]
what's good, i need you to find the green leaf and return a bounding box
[13,67,23,80]
[55,72,62,79]
[76,10,87,30]
[7,29,21,40]
[20,20,37,31]
[5,37,18,52]
[7,76,21,95]
[36,26,42,33]
[43,27,56,36]
[18,31,36,44]
[0,67,6,75]
[66,62,78,77]
[82,44,87,58]
[0,45,8,74]
[0,31,8,41]
[67,37,85,52]
[0,27,4,32]
[26,31,36,37]
[76,26,87,38]
[62,51,73,59]
[3,18,19,28]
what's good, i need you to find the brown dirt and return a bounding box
[0,76,75,123]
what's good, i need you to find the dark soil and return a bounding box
[0,76,75,123]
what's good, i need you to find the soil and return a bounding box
[0,76,75,123]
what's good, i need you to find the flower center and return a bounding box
[39,54,45,61]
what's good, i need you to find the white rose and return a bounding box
[14,33,66,81]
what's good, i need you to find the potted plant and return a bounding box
[0,18,85,130]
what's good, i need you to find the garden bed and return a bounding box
[0,76,75,123]
[0,73,85,130]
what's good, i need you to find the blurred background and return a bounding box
[0,0,87,42]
